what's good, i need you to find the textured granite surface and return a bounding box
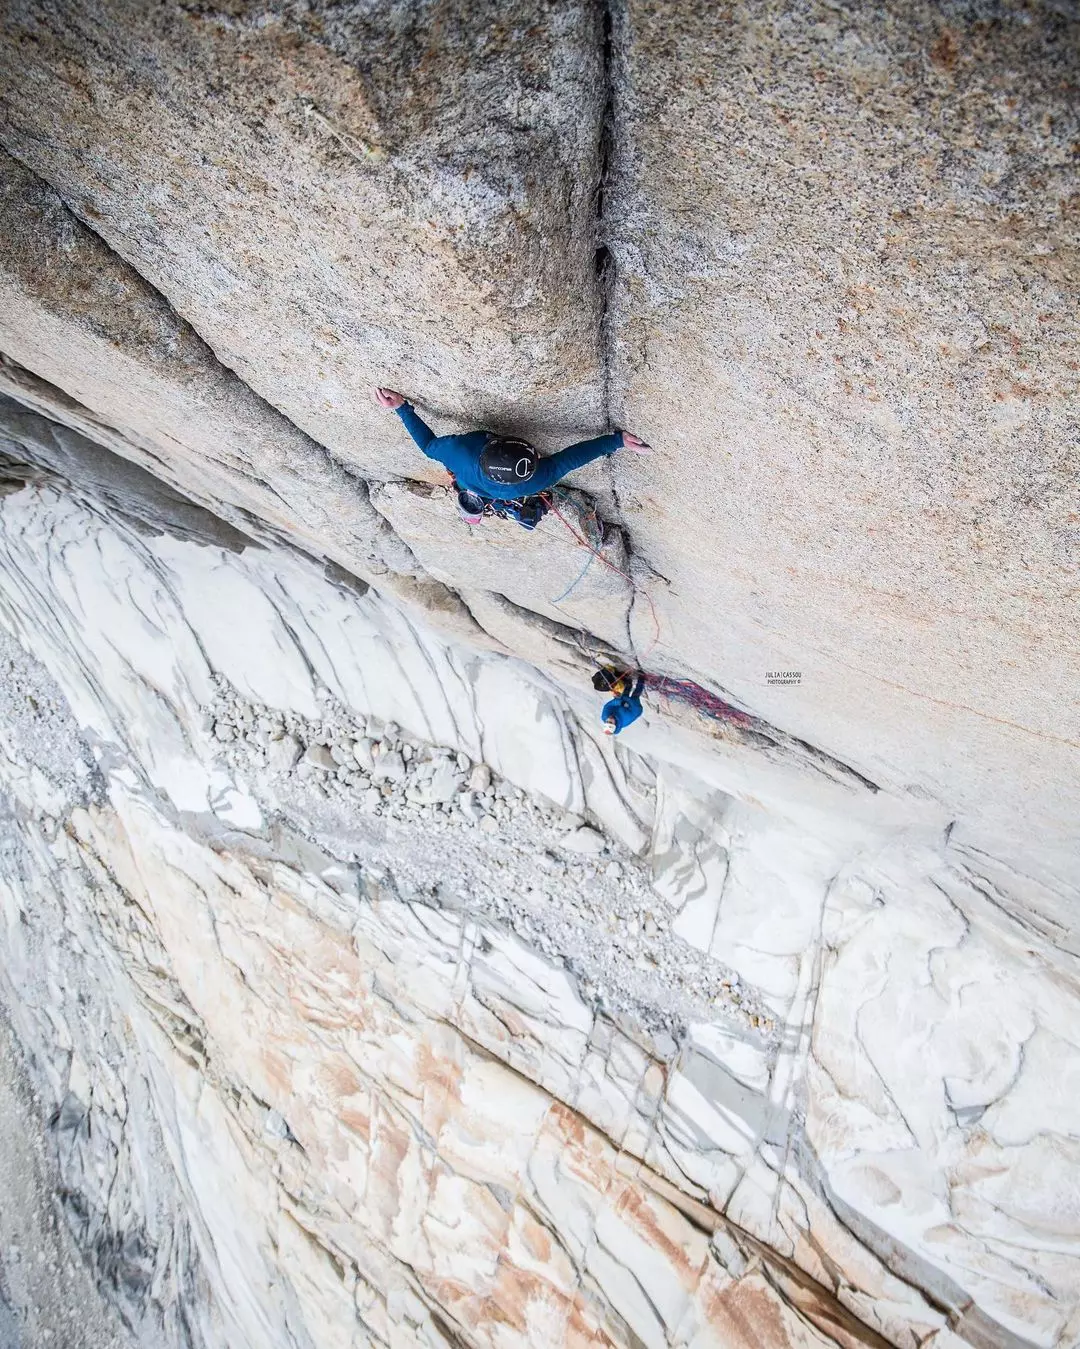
[0,0,608,469]
[603,0,1079,862]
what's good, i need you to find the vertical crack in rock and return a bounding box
[589,0,660,673]
[593,0,618,430]
[589,0,640,665]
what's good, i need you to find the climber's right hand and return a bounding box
[375,388,406,410]
[621,431,651,453]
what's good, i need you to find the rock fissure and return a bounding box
[593,0,618,427]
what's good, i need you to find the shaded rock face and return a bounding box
[0,4,1077,1349]
[0,392,255,549]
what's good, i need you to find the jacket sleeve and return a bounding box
[631,676,646,701]
[528,432,624,493]
[395,402,436,452]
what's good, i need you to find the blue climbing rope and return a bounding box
[552,548,597,604]
[550,493,601,606]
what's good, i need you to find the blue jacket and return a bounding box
[602,677,645,734]
[396,403,624,500]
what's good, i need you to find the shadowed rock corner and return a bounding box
[0,1006,137,1349]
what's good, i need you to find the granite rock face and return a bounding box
[603,0,1079,862]
[0,0,1075,862]
[0,149,418,578]
[0,0,607,469]
[0,3,1077,1348]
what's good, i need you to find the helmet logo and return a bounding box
[479,437,537,485]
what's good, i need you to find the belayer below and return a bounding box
[374,388,650,528]
[592,665,635,699]
[601,674,646,737]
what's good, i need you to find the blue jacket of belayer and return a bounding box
[602,677,645,735]
[396,403,624,500]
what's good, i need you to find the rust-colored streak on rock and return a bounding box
[612,1181,709,1288]
[546,1102,617,1197]
[705,1273,797,1349]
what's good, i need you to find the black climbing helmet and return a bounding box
[592,667,633,694]
[479,436,538,486]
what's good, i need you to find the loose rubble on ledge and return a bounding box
[207,676,777,1041]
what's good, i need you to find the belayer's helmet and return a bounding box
[479,436,538,486]
[592,667,631,695]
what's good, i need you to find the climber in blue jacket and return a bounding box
[601,675,646,736]
[374,388,649,526]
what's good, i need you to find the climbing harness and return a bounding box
[591,665,633,697]
[452,481,549,531]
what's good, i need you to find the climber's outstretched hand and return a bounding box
[374,387,405,410]
[621,431,651,453]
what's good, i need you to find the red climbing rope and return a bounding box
[640,674,755,726]
[446,473,664,660]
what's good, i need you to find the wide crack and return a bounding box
[594,0,617,426]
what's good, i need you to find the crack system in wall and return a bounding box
[586,0,672,684]
[593,0,618,431]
